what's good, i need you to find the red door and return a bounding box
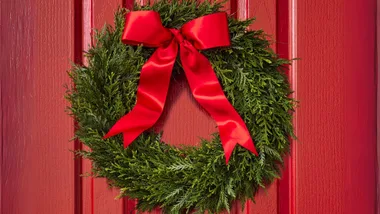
[1,0,377,214]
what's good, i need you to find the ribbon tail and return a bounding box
[179,43,258,164]
[103,41,178,147]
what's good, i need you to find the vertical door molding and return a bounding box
[377,0,380,212]
[277,0,297,213]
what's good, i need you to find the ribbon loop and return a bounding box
[181,13,231,50]
[104,11,258,164]
[122,11,172,47]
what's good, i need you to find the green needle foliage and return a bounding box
[66,0,295,213]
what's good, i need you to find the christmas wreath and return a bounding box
[66,1,295,213]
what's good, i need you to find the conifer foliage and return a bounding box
[66,1,295,213]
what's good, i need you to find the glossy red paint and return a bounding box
[1,0,376,214]
[276,0,296,214]
[1,0,75,213]
[295,0,377,213]
[377,0,380,212]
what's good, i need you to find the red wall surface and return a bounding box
[0,0,377,213]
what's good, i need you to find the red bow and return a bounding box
[103,11,258,163]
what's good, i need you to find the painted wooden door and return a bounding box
[1,0,377,214]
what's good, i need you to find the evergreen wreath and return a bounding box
[66,1,295,213]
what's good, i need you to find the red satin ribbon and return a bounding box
[103,11,258,163]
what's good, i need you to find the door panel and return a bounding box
[295,0,377,213]
[1,0,76,213]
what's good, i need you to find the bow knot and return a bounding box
[170,29,185,44]
[104,11,258,164]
